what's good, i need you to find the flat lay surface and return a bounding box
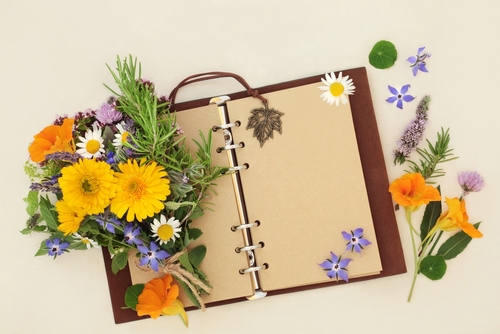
[1,1,499,333]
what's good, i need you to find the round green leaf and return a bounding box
[368,40,398,69]
[124,283,145,310]
[420,255,447,280]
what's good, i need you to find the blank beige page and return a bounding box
[226,82,382,291]
[129,104,254,304]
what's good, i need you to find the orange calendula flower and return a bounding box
[388,172,441,212]
[136,274,188,326]
[28,118,75,163]
[434,197,483,238]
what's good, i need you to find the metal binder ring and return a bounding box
[212,121,241,132]
[216,142,244,153]
[239,264,268,275]
[226,163,249,173]
[235,242,262,253]
[230,219,259,231]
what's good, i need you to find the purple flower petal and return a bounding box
[403,95,415,103]
[388,85,399,95]
[417,46,426,55]
[358,238,372,247]
[352,228,364,238]
[341,231,351,241]
[330,252,339,264]
[386,96,398,103]
[339,257,352,268]
[396,99,404,109]
[412,66,419,76]
[319,259,333,270]
[401,84,411,94]
[337,268,349,282]
[407,56,417,64]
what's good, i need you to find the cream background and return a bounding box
[1,1,499,333]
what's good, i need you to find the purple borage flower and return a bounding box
[342,228,372,255]
[458,171,485,196]
[123,223,143,245]
[138,242,171,272]
[319,252,352,282]
[386,85,415,109]
[96,215,122,234]
[407,47,431,76]
[45,238,70,258]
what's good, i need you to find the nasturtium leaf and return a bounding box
[39,196,58,232]
[420,255,447,280]
[124,283,145,310]
[369,40,398,69]
[188,245,207,268]
[420,186,442,244]
[437,222,481,260]
[111,251,129,274]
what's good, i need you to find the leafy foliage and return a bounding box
[420,255,447,280]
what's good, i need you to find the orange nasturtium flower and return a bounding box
[388,172,441,212]
[28,118,75,163]
[136,274,188,326]
[433,197,483,238]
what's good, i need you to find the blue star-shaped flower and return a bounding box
[407,46,431,76]
[123,223,143,245]
[342,228,372,254]
[45,238,70,258]
[138,242,171,272]
[386,84,415,109]
[319,252,352,282]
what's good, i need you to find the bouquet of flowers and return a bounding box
[22,56,226,326]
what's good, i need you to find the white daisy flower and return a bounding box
[76,122,105,158]
[112,122,130,149]
[150,215,182,245]
[318,71,355,106]
[73,233,99,249]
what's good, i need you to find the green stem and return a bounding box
[406,210,419,302]
[427,230,443,255]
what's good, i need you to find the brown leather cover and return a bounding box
[102,67,406,324]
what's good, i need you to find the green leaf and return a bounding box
[185,228,202,246]
[188,245,207,268]
[24,190,39,216]
[420,186,442,244]
[178,251,194,273]
[111,251,129,274]
[176,279,201,309]
[420,255,447,280]
[20,228,32,235]
[437,222,481,260]
[124,284,145,310]
[34,239,49,257]
[39,196,58,231]
[368,40,398,69]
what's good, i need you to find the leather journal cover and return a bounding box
[102,67,406,324]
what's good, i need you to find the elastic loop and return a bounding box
[216,142,244,153]
[212,121,241,132]
[169,72,267,106]
[239,263,269,275]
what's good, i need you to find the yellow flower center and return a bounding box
[157,224,174,241]
[86,139,101,154]
[121,132,129,143]
[127,178,146,198]
[80,176,98,194]
[329,82,345,97]
[82,238,90,244]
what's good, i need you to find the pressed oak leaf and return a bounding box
[246,107,284,147]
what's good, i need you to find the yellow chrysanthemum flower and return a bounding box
[110,159,171,222]
[58,159,117,215]
[55,200,87,235]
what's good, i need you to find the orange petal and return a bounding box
[459,222,483,238]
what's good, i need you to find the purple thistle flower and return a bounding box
[342,228,372,255]
[407,47,431,76]
[319,252,352,282]
[458,171,485,196]
[394,95,431,165]
[386,85,416,109]
[95,102,122,125]
[123,223,143,245]
[45,238,70,258]
[96,215,122,234]
[137,242,170,272]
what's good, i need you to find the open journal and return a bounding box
[102,67,406,323]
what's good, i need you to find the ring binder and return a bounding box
[235,242,264,253]
[216,142,244,153]
[230,220,259,231]
[212,121,241,132]
[239,264,269,275]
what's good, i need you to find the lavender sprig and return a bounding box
[394,95,431,165]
